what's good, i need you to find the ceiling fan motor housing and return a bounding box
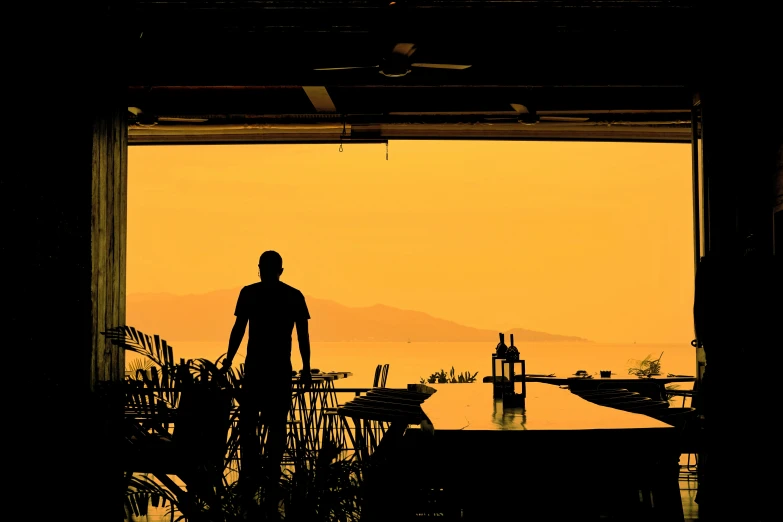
[380,55,412,77]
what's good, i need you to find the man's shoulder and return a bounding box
[279,282,305,297]
[243,281,305,298]
[239,282,263,294]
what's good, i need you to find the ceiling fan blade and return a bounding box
[392,43,417,57]
[158,116,209,123]
[539,116,590,123]
[313,65,379,71]
[391,111,518,117]
[411,63,472,70]
[510,103,532,115]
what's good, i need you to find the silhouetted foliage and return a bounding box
[101,325,363,522]
[627,352,664,378]
[279,439,363,522]
[420,366,478,384]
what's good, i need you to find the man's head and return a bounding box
[258,250,284,281]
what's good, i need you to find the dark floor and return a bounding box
[679,454,699,520]
[139,453,703,521]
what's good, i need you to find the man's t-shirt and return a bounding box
[234,281,310,373]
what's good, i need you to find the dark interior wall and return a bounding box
[776,145,783,254]
[695,12,782,518]
[8,78,99,522]
[698,0,782,256]
[8,2,126,520]
[8,4,125,387]
[702,89,782,256]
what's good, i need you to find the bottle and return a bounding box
[506,333,519,362]
[495,332,508,358]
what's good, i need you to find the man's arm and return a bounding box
[223,315,248,369]
[296,319,311,373]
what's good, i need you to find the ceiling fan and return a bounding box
[128,107,208,126]
[485,104,591,125]
[314,43,471,78]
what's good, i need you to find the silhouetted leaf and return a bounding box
[153,334,161,362]
[163,339,173,367]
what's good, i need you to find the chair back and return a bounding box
[650,407,701,454]
[373,363,390,388]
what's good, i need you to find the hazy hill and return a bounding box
[126,288,591,343]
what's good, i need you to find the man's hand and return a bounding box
[220,357,233,373]
[299,371,313,391]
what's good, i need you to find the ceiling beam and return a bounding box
[128,121,693,145]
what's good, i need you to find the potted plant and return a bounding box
[102,325,239,521]
[627,352,664,378]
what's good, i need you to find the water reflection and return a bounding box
[492,398,528,430]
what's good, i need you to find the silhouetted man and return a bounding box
[222,250,312,517]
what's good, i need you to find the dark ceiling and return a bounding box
[122,1,706,144]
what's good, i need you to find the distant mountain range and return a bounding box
[126,288,592,343]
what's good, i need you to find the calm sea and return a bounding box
[141,341,698,390]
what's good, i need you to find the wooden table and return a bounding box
[523,374,696,386]
[389,382,685,521]
[524,374,696,401]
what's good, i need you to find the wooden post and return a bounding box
[91,103,128,388]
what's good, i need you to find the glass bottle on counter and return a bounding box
[492,332,508,397]
[495,332,508,358]
[506,333,519,361]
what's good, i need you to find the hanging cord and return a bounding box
[386,141,388,160]
[339,117,346,152]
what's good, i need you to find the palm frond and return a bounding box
[102,325,176,368]
[126,357,154,375]
[124,473,178,520]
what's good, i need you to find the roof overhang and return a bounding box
[122,1,704,144]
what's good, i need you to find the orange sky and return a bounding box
[127,140,695,344]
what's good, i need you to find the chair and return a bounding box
[649,407,702,476]
[369,364,390,438]
[665,384,700,409]
[373,363,389,388]
[324,363,390,455]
